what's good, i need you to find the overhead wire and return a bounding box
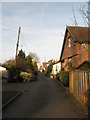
[20,30,29,54]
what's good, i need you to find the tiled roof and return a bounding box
[67,26,90,43]
[60,26,90,62]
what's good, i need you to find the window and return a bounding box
[67,37,71,48]
[68,58,72,67]
[62,61,65,68]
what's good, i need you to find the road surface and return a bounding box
[3,72,81,118]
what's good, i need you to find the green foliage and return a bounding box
[17,58,27,72]
[59,70,69,86]
[29,52,40,63]
[20,72,32,82]
[56,73,60,80]
[26,55,34,71]
[26,55,32,64]
[3,50,39,83]
[33,61,38,74]
[46,64,53,77]
[17,49,25,59]
[7,65,21,83]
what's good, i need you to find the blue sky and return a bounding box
[1,2,87,65]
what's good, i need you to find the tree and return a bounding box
[16,58,27,72]
[2,59,16,68]
[72,1,90,26]
[29,52,40,63]
[17,49,25,60]
[17,49,26,72]
[46,63,53,77]
[79,1,90,26]
[26,55,34,71]
[33,61,38,72]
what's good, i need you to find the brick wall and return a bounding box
[61,31,89,71]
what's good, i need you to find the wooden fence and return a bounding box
[69,70,90,105]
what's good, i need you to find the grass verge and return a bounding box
[2,91,19,104]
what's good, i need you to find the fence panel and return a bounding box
[69,70,90,105]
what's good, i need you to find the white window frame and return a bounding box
[68,37,71,48]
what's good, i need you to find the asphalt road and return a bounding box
[2,72,81,118]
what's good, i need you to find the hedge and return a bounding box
[59,70,69,86]
[7,65,21,83]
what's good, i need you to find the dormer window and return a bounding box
[67,37,71,48]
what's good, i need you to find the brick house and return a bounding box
[59,26,90,106]
[60,26,90,71]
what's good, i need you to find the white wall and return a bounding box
[52,63,61,75]
[0,67,9,79]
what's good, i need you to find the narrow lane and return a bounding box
[3,73,80,118]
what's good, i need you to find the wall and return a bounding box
[0,70,9,79]
[52,63,61,75]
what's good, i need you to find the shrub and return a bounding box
[20,72,32,82]
[56,73,60,80]
[59,70,69,86]
[7,65,20,83]
[46,64,53,77]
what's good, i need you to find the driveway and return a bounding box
[3,72,82,118]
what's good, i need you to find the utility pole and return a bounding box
[16,27,21,61]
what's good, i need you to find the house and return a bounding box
[42,59,56,74]
[60,26,90,71]
[39,65,43,72]
[0,66,9,79]
[60,25,90,105]
[42,62,48,73]
[51,61,61,78]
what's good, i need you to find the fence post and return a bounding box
[88,72,90,118]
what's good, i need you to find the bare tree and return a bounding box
[29,52,40,63]
[72,7,78,26]
[71,1,90,26]
[79,1,90,26]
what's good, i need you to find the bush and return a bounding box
[7,65,21,83]
[46,64,53,77]
[35,70,38,76]
[56,73,60,80]
[20,72,32,82]
[59,70,69,86]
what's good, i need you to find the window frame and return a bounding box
[68,57,72,67]
[67,37,71,48]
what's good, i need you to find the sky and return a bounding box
[1,1,87,66]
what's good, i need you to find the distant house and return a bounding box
[60,26,90,71]
[42,62,48,73]
[0,66,9,79]
[42,59,56,74]
[0,66,6,71]
[51,61,61,78]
